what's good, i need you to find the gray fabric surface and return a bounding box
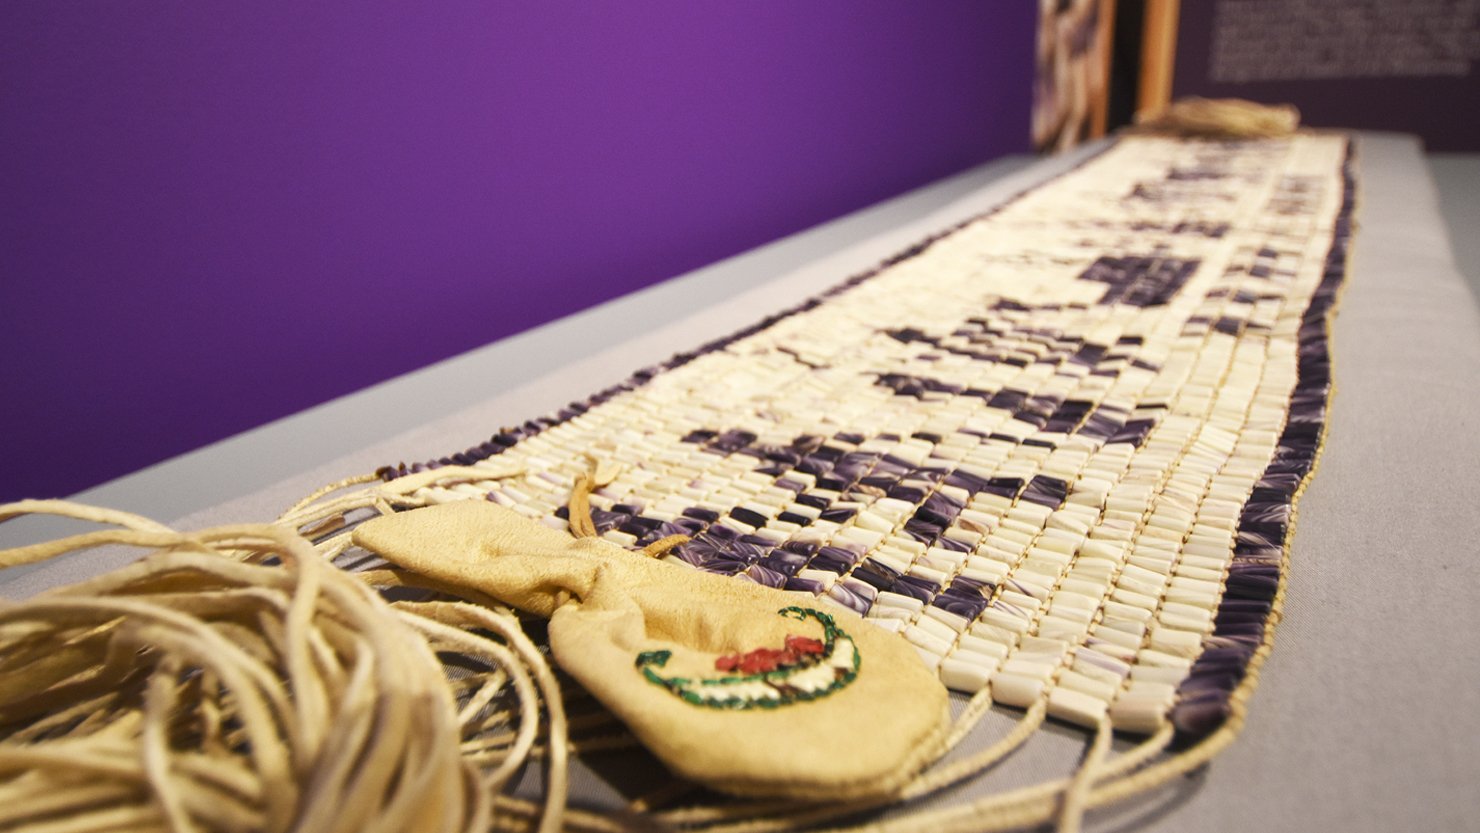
[1171,133,1480,832]
[1429,154,1480,302]
[3,133,1477,831]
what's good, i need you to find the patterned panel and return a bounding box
[380,135,1353,740]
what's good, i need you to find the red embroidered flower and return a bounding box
[715,634,825,674]
[738,649,781,674]
[785,635,825,655]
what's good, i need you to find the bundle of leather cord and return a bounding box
[0,461,1284,833]
[0,494,568,833]
[0,470,1196,833]
[1131,97,1300,138]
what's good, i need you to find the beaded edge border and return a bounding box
[1167,138,1356,739]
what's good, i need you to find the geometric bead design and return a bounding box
[381,134,1355,740]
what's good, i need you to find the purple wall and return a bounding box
[0,2,1033,502]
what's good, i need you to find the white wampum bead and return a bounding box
[921,606,970,632]
[939,657,994,693]
[990,673,1046,708]
[912,613,961,644]
[903,626,954,656]
[1048,686,1111,729]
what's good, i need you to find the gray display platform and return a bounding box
[3,133,1478,832]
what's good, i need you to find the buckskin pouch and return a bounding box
[353,499,951,800]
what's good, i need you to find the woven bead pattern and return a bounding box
[383,135,1354,739]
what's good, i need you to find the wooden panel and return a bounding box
[1138,0,1180,118]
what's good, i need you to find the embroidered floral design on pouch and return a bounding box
[634,606,860,709]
